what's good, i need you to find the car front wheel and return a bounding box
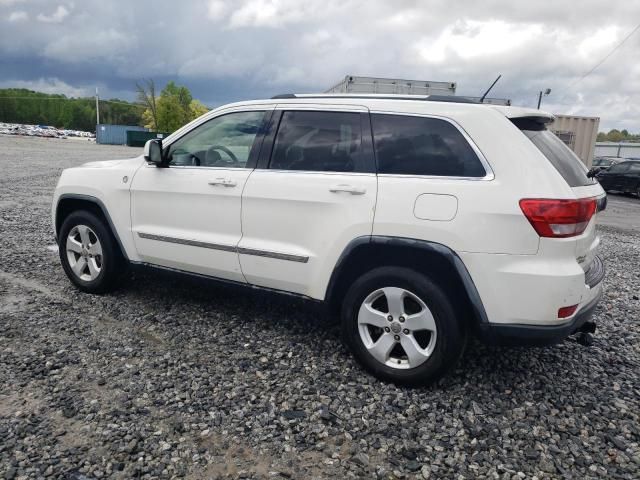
[341,266,466,386]
[58,210,126,293]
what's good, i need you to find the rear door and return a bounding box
[238,105,377,298]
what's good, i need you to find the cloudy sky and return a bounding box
[1,0,639,130]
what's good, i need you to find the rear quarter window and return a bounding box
[371,114,486,177]
[520,128,595,187]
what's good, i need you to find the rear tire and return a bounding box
[58,210,127,294]
[341,266,466,386]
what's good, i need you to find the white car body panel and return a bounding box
[52,156,146,262]
[239,169,377,297]
[130,164,251,282]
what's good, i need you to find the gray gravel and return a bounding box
[1,135,639,479]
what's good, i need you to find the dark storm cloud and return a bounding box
[1,0,639,129]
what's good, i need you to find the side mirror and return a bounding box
[144,139,166,167]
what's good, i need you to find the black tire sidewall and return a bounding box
[58,210,122,294]
[342,266,465,386]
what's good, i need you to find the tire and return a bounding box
[58,210,127,294]
[341,266,466,386]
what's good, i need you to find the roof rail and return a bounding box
[270,93,481,104]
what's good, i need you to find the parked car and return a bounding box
[52,94,606,385]
[596,160,640,196]
[592,156,622,171]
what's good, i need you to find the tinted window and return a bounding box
[167,111,265,168]
[522,129,595,187]
[606,163,630,174]
[270,111,366,172]
[371,114,486,177]
[627,162,640,173]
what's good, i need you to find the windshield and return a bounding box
[521,129,595,187]
[593,158,612,167]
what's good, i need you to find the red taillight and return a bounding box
[519,198,597,238]
[558,304,578,319]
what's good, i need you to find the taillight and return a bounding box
[519,198,597,238]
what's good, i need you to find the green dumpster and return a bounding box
[126,130,169,147]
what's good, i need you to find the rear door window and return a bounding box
[627,162,640,173]
[520,128,595,187]
[269,111,370,172]
[371,114,486,177]
[606,163,630,174]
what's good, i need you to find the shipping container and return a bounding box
[326,75,456,96]
[96,124,148,145]
[126,130,169,147]
[549,115,600,167]
[594,142,640,159]
[462,96,512,106]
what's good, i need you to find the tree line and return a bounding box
[0,81,209,134]
[597,129,640,142]
[0,88,144,132]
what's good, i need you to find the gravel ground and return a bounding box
[1,135,639,480]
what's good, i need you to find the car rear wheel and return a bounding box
[59,210,127,293]
[341,266,466,386]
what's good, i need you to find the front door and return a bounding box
[238,107,377,299]
[130,108,271,281]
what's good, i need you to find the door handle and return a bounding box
[208,178,237,187]
[329,184,366,195]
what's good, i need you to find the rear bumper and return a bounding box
[476,286,603,346]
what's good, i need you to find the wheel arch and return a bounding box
[325,236,489,330]
[55,194,129,261]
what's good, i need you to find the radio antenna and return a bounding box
[479,75,502,103]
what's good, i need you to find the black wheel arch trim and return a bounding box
[325,235,490,325]
[55,193,129,261]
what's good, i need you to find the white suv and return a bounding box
[52,94,606,385]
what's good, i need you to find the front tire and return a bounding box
[58,210,126,294]
[341,267,465,386]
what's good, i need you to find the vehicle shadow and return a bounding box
[111,266,599,392]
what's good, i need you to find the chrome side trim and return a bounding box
[237,247,308,263]
[137,232,236,252]
[137,232,309,263]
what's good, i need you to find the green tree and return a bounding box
[189,99,209,120]
[606,129,624,142]
[140,80,204,133]
[136,79,158,131]
[156,94,187,132]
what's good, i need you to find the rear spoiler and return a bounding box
[510,116,553,131]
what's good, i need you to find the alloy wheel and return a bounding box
[66,224,103,281]
[357,287,437,369]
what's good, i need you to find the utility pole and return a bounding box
[95,87,100,126]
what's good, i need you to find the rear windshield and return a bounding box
[521,129,595,187]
